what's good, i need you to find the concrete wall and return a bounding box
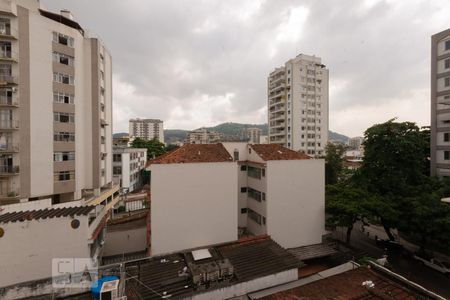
[150,162,238,255]
[266,159,325,248]
[0,216,90,287]
[103,225,147,256]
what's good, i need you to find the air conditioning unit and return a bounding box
[99,279,120,300]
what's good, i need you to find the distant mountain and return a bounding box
[113,132,128,138]
[329,131,350,143]
[117,123,350,145]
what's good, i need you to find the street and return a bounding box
[334,225,450,299]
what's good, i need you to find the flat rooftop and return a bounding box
[124,236,300,300]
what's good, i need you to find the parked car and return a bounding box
[413,253,450,276]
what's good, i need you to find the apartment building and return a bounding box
[0,1,113,205]
[186,128,221,144]
[268,54,329,156]
[246,127,262,144]
[147,143,325,255]
[431,28,450,177]
[129,118,164,143]
[348,136,364,150]
[112,147,147,192]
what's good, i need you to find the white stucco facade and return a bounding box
[113,147,147,192]
[150,161,238,255]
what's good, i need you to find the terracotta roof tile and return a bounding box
[250,144,311,161]
[261,267,423,300]
[147,143,233,165]
[0,206,94,224]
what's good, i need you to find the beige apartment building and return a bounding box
[129,118,164,143]
[431,28,450,177]
[268,54,329,156]
[246,127,261,144]
[0,0,113,205]
[186,128,221,144]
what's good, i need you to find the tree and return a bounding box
[355,119,430,240]
[131,138,166,159]
[164,144,180,152]
[325,142,346,185]
[398,177,450,252]
[326,184,370,244]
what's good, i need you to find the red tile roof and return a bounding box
[147,143,233,165]
[250,144,311,161]
[260,267,424,300]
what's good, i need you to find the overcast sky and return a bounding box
[43,0,449,137]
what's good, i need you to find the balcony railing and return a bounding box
[0,50,18,61]
[0,143,18,152]
[0,165,19,174]
[0,188,19,198]
[0,95,18,107]
[0,120,19,129]
[0,75,17,85]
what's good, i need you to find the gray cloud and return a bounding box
[42,0,450,136]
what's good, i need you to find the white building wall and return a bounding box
[0,216,90,287]
[266,159,325,248]
[121,152,131,189]
[103,226,147,256]
[150,162,238,255]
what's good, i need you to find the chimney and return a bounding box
[60,9,74,20]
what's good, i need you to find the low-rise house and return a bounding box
[147,142,325,255]
[112,147,147,193]
[0,185,120,288]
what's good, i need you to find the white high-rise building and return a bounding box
[129,118,164,143]
[431,28,450,177]
[0,0,114,205]
[268,54,329,156]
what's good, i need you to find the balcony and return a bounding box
[0,165,19,175]
[0,75,17,85]
[0,188,20,200]
[0,49,17,62]
[0,27,18,40]
[0,119,18,130]
[0,95,18,107]
[0,143,18,153]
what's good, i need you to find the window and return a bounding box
[248,208,262,225]
[262,168,265,177]
[53,72,74,85]
[262,193,266,201]
[52,52,74,66]
[240,165,247,171]
[445,151,450,160]
[445,133,450,142]
[54,132,75,142]
[263,217,266,225]
[446,40,450,51]
[53,32,74,47]
[446,59,450,70]
[53,92,74,104]
[241,208,247,214]
[54,170,74,181]
[54,151,75,162]
[113,166,122,175]
[446,77,450,87]
[248,187,262,202]
[240,187,247,193]
[247,166,261,179]
[113,154,122,162]
[233,150,239,161]
[54,112,75,123]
